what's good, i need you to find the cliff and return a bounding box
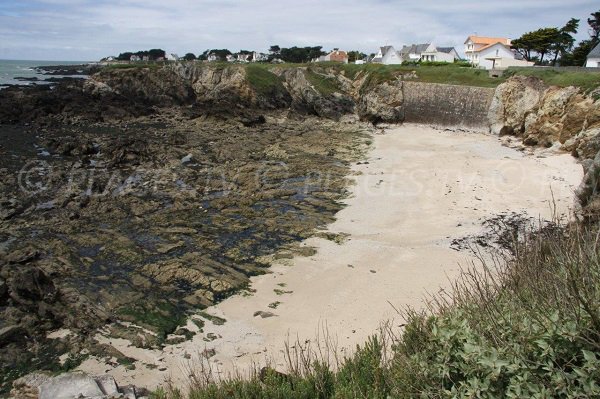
[0,64,495,129]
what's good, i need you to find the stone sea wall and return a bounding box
[402,81,495,129]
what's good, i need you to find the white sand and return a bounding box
[77,124,583,390]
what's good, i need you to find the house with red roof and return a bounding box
[464,36,533,70]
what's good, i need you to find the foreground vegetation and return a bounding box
[153,219,600,398]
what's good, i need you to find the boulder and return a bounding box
[488,76,546,136]
[34,372,140,399]
[39,373,104,399]
[10,372,51,399]
[356,81,405,123]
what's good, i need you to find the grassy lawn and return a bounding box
[504,67,600,92]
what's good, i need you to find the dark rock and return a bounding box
[0,325,26,345]
[241,115,266,127]
[9,266,57,304]
[254,311,277,318]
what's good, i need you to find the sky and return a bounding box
[0,0,598,61]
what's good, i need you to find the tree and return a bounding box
[512,27,558,64]
[347,51,367,63]
[564,40,595,66]
[552,18,579,65]
[147,49,166,60]
[561,10,600,66]
[269,45,281,55]
[589,10,600,42]
[278,46,325,63]
[116,49,166,61]
[183,53,197,61]
[203,49,232,61]
[198,50,209,61]
[117,52,133,61]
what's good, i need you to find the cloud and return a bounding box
[0,0,598,60]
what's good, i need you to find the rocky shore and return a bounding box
[1,63,599,397]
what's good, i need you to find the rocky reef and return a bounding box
[0,63,386,395]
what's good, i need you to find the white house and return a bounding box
[463,36,533,69]
[252,52,268,62]
[420,45,459,62]
[400,44,430,62]
[225,54,236,62]
[371,46,402,65]
[236,53,251,63]
[166,53,179,61]
[207,53,219,62]
[586,43,600,67]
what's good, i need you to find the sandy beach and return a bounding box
[78,124,583,389]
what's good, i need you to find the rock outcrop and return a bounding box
[356,81,405,123]
[488,76,600,150]
[488,76,600,216]
[0,64,497,127]
[10,372,145,399]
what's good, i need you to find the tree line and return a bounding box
[116,49,166,61]
[512,9,599,66]
[152,46,367,63]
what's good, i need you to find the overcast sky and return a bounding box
[0,0,598,61]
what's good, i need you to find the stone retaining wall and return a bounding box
[401,81,495,130]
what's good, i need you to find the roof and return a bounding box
[436,47,456,54]
[589,43,600,59]
[475,41,511,53]
[380,46,394,55]
[329,50,348,57]
[401,43,430,55]
[465,36,511,45]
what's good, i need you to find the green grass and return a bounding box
[153,220,600,398]
[245,65,287,97]
[304,68,343,95]
[117,302,187,340]
[504,67,600,92]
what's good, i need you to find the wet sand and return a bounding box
[78,124,583,389]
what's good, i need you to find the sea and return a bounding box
[0,59,90,87]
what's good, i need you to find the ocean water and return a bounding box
[0,59,89,87]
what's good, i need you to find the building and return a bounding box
[464,36,511,66]
[129,55,141,62]
[166,53,179,61]
[463,36,534,69]
[207,53,219,62]
[399,44,431,62]
[316,49,349,63]
[420,45,459,62]
[371,46,402,65]
[252,52,269,62]
[236,53,251,63]
[586,43,600,67]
